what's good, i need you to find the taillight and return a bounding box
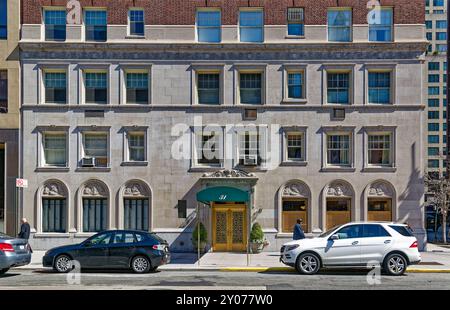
[410,241,418,248]
[152,245,165,251]
[0,243,15,252]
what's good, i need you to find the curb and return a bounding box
[15,266,450,273]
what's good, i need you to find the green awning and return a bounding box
[196,186,249,205]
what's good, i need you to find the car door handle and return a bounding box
[352,241,359,246]
[384,240,392,244]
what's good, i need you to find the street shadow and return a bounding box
[0,273,21,278]
[33,268,162,275]
[259,268,409,276]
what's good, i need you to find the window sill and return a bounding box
[285,35,305,39]
[121,161,149,167]
[280,161,307,167]
[362,166,397,173]
[125,35,146,39]
[320,166,356,173]
[33,233,71,238]
[282,99,307,104]
[189,166,224,172]
[76,167,111,172]
[235,165,268,172]
[35,167,70,172]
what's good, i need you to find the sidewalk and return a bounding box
[15,243,450,273]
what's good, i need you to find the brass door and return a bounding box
[212,204,247,252]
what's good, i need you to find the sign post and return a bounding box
[15,179,28,233]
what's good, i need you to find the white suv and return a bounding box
[280,222,421,276]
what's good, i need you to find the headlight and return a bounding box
[285,244,300,252]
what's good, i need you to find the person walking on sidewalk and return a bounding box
[18,218,33,253]
[293,219,306,240]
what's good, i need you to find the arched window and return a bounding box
[280,181,310,233]
[122,181,151,231]
[325,181,354,230]
[367,181,395,221]
[41,180,68,233]
[81,180,109,232]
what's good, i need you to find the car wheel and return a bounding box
[384,253,407,276]
[131,256,151,274]
[53,254,73,273]
[0,268,9,275]
[296,253,321,275]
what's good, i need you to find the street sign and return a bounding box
[16,178,28,188]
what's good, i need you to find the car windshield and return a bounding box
[319,225,342,238]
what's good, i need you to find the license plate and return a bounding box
[19,245,25,250]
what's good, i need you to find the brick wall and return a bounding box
[22,0,425,25]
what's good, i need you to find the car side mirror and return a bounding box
[330,234,339,241]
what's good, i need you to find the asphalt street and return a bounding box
[0,269,449,290]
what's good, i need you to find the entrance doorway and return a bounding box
[212,203,247,252]
[0,144,4,233]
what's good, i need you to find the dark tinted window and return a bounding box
[362,224,391,238]
[335,225,363,239]
[389,225,414,237]
[0,0,6,39]
[89,232,113,245]
[135,233,145,242]
[112,232,136,244]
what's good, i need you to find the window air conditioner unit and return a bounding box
[244,155,258,166]
[82,157,96,167]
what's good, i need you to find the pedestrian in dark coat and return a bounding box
[18,218,31,240]
[293,219,306,240]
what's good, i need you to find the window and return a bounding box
[124,199,149,231]
[327,72,350,104]
[428,147,440,156]
[362,224,391,237]
[326,198,352,229]
[429,159,440,168]
[436,20,447,29]
[429,62,440,71]
[335,225,363,239]
[42,198,66,233]
[368,8,393,42]
[368,134,392,166]
[195,131,221,166]
[85,10,107,42]
[282,199,308,233]
[389,225,414,237]
[240,73,262,104]
[112,232,137,244]
[428,99,440,107]
[426,32,432,40]
[0,70,6,113]
[286,133,304,161]
[0,0,6,39]
[197,10,221,43]
[129,9,144,36]
[327,134,350,166]
[436,32,447,40]
[239,10,264,43]
[287,72,304,99]
[197,73,220,104]
[436,44,447,53]
[85,72,107,104]
[44,71,67,104]
[44,9,66,41]
[426,21,432,29]
[429,74,440,83]
[428,135,439,143]
[434,0,444,6]
[127,132,145,162]
[428,111,440,119]
[43,133,67,167]
[238,131,260,166]
[428,123,440,131]
[328,9,352,42]
[287,8,304,36]
[429,87,440,95]
[83,133,108,167]
[126,72,148,104]
[88,232,113,245]
[83,199,108,232]
[368,72,391,104]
